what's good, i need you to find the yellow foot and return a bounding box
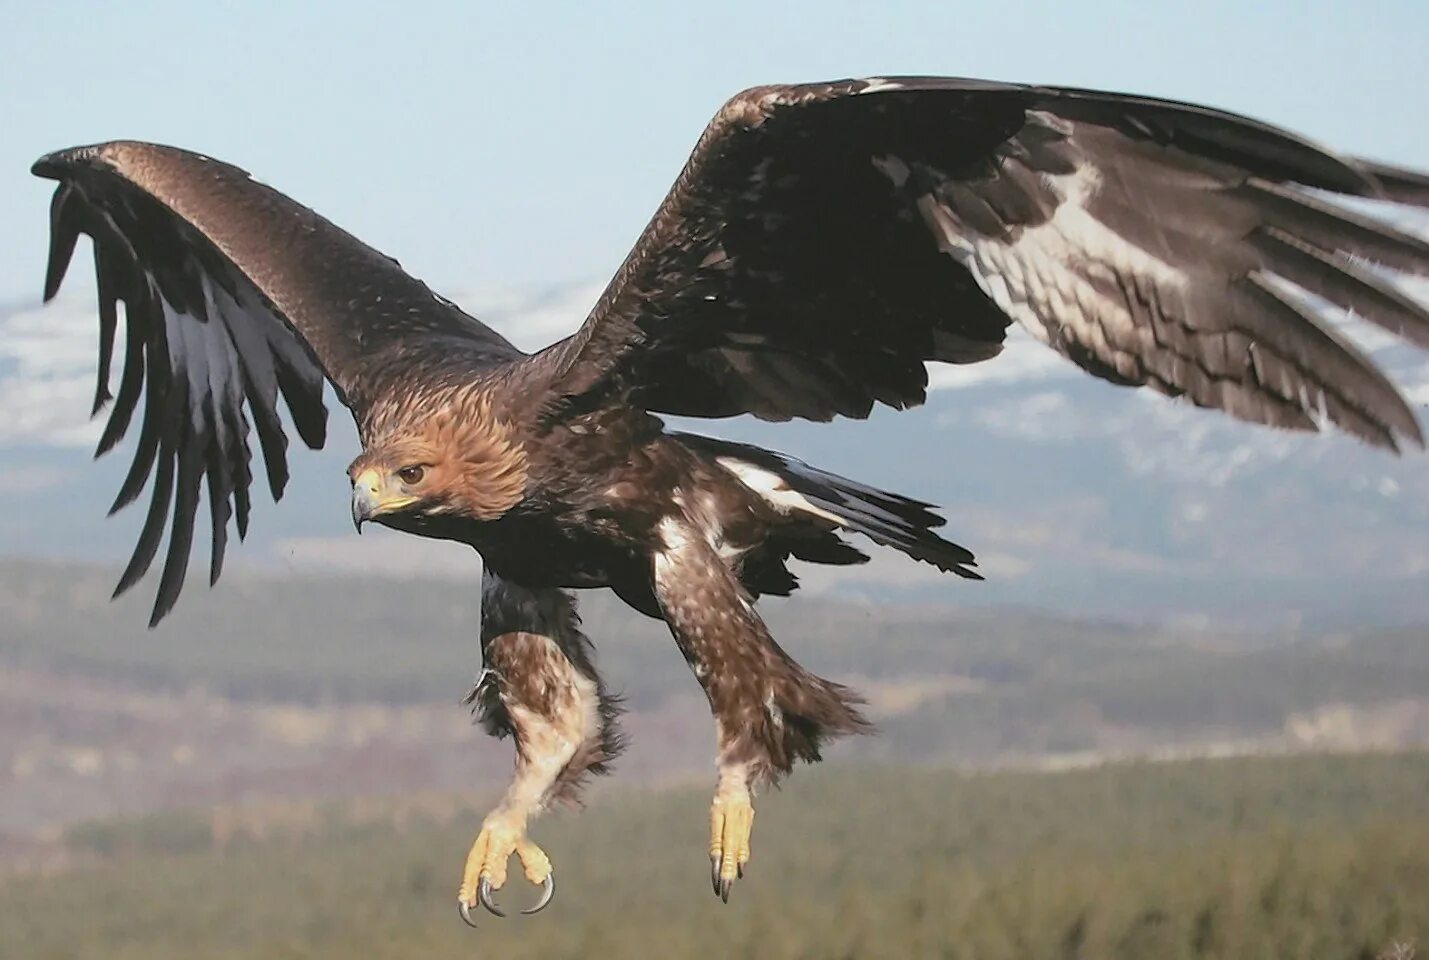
[457,816,555,925]
[709,791,754,903]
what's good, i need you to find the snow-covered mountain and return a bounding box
[3,270,1427,629]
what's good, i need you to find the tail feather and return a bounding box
[677,433,981,580]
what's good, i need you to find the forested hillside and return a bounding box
[4,754,1426,959]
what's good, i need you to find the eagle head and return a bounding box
[348,394,529,532]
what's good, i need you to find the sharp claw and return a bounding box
[458,899,480,929]
[479,877,507,918]
[737,862,744,879]
[522,874,555,915]
[719,875,733,903]
[711,855,721,896]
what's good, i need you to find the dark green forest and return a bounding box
[5,753,1427,959]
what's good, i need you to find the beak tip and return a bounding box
[351,492,372,534]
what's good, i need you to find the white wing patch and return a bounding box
[908,161,1192,376]
[714,457,845,526]
[858,77,905,95]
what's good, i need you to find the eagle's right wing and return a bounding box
[540,78,1429,448]
[33,142,523,625]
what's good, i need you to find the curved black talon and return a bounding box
[477,874,554,917]
[712,856,742,902]
[523,874,556,915]
[478,877,508,918]
[458,899,480,929]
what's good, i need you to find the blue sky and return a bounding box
[2,2,1428,626]
[4,1,1427,304]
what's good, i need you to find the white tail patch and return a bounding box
[715,457,845,526]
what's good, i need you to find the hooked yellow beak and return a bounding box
[350,469,419,532]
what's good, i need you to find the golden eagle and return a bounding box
[32,77,1429,919]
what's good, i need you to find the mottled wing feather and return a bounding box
[545,77,1429,448]
[915,113,1429,450]
[33,142,523,625]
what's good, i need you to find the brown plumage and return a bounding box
[31,76,1429,911]
[350,387,530,522]
[465,572,626,807]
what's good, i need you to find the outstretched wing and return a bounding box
[543,77,1429,449]
[34,141,522,625]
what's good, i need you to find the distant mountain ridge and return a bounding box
[2,268,1427,627]
[2,558,1427,840]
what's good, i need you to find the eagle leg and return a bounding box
[458,571,625,922]
[652,517,868,901]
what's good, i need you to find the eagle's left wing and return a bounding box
[541,77,1429,449]
[32,142,524,624]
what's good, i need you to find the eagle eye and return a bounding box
[398,465,426,485]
